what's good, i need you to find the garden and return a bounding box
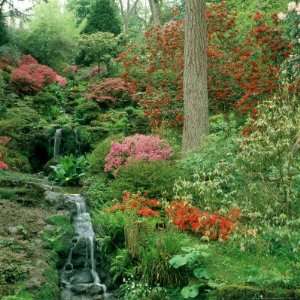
[1,0,300,299]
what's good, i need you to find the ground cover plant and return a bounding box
[1,0,300,299]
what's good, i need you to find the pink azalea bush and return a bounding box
[11,55,67,94]
[104,134,172,173]
[0,161,8,170]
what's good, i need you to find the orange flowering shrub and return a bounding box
[118,2,290,127]
[166,201,240,240]
[109,192,161,217]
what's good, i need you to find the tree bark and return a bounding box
[149,0,161,26]
[182,0,208,154]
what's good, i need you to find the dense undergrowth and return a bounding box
[1,0,300,299]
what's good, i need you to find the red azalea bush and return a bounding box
[11,55,67,94]
[166,201,240,240]
[0,161,8,170]
[110,192,161,217]
[118,2,290,127]
[104,134,172,173]
[86,77,135,107]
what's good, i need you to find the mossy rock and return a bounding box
[0,171,49,206]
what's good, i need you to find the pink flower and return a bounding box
[104,134,172,173]
[0,161,8,170]
[55,75,67,86]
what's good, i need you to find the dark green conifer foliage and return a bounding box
[0,12,8,46]
[84,0,121,35]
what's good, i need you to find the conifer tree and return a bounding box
[84,0,121,35]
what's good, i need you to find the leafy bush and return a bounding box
[88,135,122,175]
[92,107,149,138]
[107,160,183,201]
[104,134,172,173]
[86,77,134,108]
[11,55,67,94]
[75,100,100,125]
[49,155,87,186]
[78,32,119,70]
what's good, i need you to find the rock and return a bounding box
[7,226,18,235]
[45,190,64,207]
[26,277,43,289]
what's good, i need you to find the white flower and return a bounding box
[296,3,300,12]
[288,1,297,11]
[277,12,287,20]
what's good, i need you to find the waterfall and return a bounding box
[61,194,109,300]
[53,128,63,160]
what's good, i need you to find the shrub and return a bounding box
[77,32,119,70]
[88,135,123,175]
[86,77,134,108]
[92,107,149,138]
[0,160,8,169]
[109,192,161,218]
[11,55,67,94]
[104,134,172,173]
[75,101,100,125]
[166,201,239,241]
[107,160,183,201]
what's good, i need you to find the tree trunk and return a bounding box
[182,0,208,154]
[149,0,161,26]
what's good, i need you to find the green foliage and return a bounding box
[67,0,91,25]
[108,160,184,202]
[0,12,8,46]
[23,0,80,70]
[92,108,149,138]
[83,175,111,210]
[136,228,188,287]
[49,155,87,185]
[84,0,121,35]
[88,135,122,175]
[77,32,119,70]
[170,245,213,299]
[43,214,74,257]
[75,100,100,125]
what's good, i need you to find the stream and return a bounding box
[60,193,112,300]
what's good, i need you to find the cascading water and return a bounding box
[54,128,63,160]
[61,194,109,300]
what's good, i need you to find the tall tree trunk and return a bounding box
[149,0,160,26]
[182,0,208,154]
